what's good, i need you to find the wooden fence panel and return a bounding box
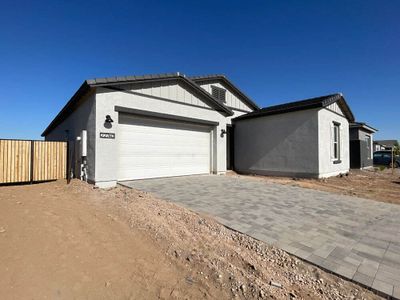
[0,140,67,184]
[33,141,67,182]
[0,140,31,184]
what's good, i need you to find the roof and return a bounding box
[233,93,355,122]
[189,74,260,110]
[42,72,235,136]
[349,122,378,133]
[374,140,399,147]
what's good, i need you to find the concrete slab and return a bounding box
[120,175,400,298]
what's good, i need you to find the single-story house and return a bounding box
[374,140,399,151]
[373,141,386,152]
[233,93,355,178]
[42,73,259,188]
[349,122,377,169]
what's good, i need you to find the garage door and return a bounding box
[118,114,212,181]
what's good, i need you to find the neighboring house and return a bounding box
[373,141,386,152]
[374,140,399,151]
[349,122,377,169]
[42,73,259,188]
[233,94,355,178]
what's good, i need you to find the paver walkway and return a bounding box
[120,175,400,298]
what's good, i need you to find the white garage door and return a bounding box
[118,114,212,181]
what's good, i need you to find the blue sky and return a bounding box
[0,0,398,140]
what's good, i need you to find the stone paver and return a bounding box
[120,175,400,298]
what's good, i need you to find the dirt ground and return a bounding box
[0,180,382,299]
[232,168,400,205]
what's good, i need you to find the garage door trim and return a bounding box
[117,113,213,181]
[115,106,219,127]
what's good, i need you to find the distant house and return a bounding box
[233,94,355,178]
[373,141,386,152]
[374,140,399,151]
[349,122,377,169]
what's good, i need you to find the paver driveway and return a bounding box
[120,175,400,298]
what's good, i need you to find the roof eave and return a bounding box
[190,75,260,111]
[233,102,322,122]
[350,123,378,133]
[42,74,233,137]
[41,81,92,136]
[84,75,233,116]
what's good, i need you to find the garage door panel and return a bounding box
[118,114,212,181]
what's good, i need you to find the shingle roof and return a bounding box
[349,122,378,133]
[42,72,235,136]
[233,93,355,122]
[374,140,399,147]
[188,75,260,110]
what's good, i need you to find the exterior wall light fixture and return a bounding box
[105,115,114,123]
[220,129,227,137]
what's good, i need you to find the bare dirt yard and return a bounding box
[234,168,400,205]
[0,180,382,299]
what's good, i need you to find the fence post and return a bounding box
[66,141,71,184]
[392,147,395,175]
[30,140,34,184]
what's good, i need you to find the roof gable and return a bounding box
[189,75,260,111]
[233,93,355,122]
[42,73,233,136]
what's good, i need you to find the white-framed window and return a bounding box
[366,135,372,159]
[333,122,341,161]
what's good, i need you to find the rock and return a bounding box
[0,227,6,233]
[248,263,256,271]
[240,284,246,293]
[270,281,282,288]
[185,276,194,285]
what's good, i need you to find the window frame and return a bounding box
[332,121,341,164]
[365,135,372,159]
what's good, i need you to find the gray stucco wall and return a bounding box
[234,109,320,177]
[45,92,96,181]
[349,127,359,140]
[349,127,374,169]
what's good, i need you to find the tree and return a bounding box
[394,140,400,156]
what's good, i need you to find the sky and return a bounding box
[0,0,398,140]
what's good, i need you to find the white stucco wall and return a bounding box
[94,81,228,187]
[234,109,320,177]
[45,92,96,181]
[126,80,212,109]
[318,108,350,177]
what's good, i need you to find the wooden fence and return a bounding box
[0,140,67,184]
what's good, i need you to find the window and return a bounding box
[333,122,341,162]
[373,152,382,159]
[211,86,226,103]
[366,135,371,159]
